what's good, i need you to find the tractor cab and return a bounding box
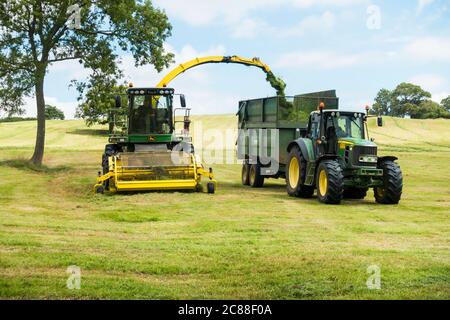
[307,110,375,162]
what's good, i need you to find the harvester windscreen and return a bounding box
[129,95,172,134]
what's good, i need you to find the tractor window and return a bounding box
[330,113,364,139]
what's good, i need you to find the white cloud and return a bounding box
[408,74,450,103]
[23,96,78,119]
[48,60,89,79]
[155,0,367,39]
[404,36,450,62]
[275,50,373,69]
[231,18,267,39]
[409,74,447,92]
[121,43,227,87]
[416,0,435,15]
[292,0,368,8]
[231,11,336,39]
[154,0,280,26]
[279,11,336,37]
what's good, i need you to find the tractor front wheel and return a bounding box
[316,160,344,204]
[286,147,314,198]
[374,160,403,204]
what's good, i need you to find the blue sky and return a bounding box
[25,0,450,118]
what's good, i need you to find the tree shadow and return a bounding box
[0,159,69,173]
[68,129,109,136]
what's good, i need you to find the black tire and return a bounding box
[344,187,368,199]
[374,160,403,204]
[95,185,104,194]
[207,182,215,194]
[242,162,250,186]
[316,160,344,204]
[286,147,314,198]
[249,163,264,188]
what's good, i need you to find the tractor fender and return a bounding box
[378,156,398,165]
[287,138,314,162]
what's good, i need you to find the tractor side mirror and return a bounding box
[115,95,121,109]
[180,94,186,108]
[377,116,383,127]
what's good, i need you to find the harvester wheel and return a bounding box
[374,160,403,204]
[344,187,368,199]
[95,185,104,194]
[249,163,264,188]
[241,162,250,186]
[207,182,215,194]
[316,160,344,204]
[286,147,314,198]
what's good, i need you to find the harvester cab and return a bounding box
[94,87,216,194]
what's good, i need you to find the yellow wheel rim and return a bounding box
[318,169,328,196]
[250,166,255,183]
[288,157,300,188]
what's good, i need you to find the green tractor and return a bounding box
[237,91,403,205]
[285,104,403,204]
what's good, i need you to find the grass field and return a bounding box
[0,115,449,299]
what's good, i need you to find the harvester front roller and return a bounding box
[94,151,216,194]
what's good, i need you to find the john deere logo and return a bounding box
[148,136,156,142]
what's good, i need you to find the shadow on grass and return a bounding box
[68,129,109,136]
[0,159,70,173]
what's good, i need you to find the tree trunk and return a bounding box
[30,70,46,166]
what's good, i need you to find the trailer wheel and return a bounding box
[374,160,402,204]
[249,163,264,188]
[316,160,344,204]
[286,147,314,198]
[344,187,368,199]
[241,162,250,186]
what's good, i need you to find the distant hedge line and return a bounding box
[0,117,37,123]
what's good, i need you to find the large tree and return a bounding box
[372,88,392,115]
[0,0,173,165]
[390,83,431,117]
[441,96,450,112]
[45,104,64,120]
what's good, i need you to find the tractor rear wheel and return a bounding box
[374,160,403,204]
[242,162,250,186]
[344,187,368,199]
[286,147,314,198]
[316,160,344,204]
[249,163,264,188]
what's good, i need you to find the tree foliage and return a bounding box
[75,82,128,127]
[0,0,173,165]
[372,83,450,119]
[45,104,64,120]
[441,96,450,112]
